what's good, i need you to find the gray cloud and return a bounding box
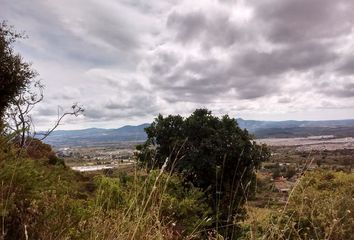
[337,56,354,75]
[2,0,354,129]
[35,106,58,117]
[167,8,247,49]
[278,97,292,104]
[146,0,353,106]
[254,0,354,43]
[167,11,207,44]
[2,0,156,68]
[320,81,354,98]
[85,98,159,121]
[237,42,337,76]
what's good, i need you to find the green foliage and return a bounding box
[2,132,352,239]
[94,176,125,210]
[47,154,65,166]
[24,137,54,159]
[0,136,211,239]
[0,138,89,239]
[285,166,296,179]
[243,170,354,240]
[149,170,212,234]
[272,167,281,179]
[137,109,270,234]
[92,171,211,237]
[281,171,354,240]
[0,21,37,119]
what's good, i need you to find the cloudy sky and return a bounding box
[1,0,354,130]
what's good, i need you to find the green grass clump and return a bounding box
[0,139,90,239]
[241,170,354,240]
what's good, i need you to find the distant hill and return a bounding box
[43,123,150,147]
[236,118,354,131]
[236,118,354,138]
[43,119,354,147]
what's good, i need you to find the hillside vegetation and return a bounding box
[0,138,211,239]
[1,136,354,239]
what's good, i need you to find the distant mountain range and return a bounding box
[43,119,354,147]
[236,118,354,131]
[43,124,150,147]
[236,119,354,139]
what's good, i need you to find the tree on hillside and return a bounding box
[136,109,270,237]
[0,21,84,147]
[0,21,36,120]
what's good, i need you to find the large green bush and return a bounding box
[137,109,270,235]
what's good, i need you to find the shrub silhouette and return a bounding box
[137,109,270,235]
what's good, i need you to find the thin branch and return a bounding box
[35,104,84,141]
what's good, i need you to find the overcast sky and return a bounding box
[1,0,354,130]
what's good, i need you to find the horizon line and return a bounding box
[38,118,354,132]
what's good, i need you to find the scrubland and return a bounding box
[1,137,353,240]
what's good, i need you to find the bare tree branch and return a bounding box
[4,80,84,148]
[34,104,84,141]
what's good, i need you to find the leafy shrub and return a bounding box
[47,154,65,166]
[243,170,354,240]
[137,109,270,234]
[0,138,89,239]
[91,170,211,238]
[94,176,125,210]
